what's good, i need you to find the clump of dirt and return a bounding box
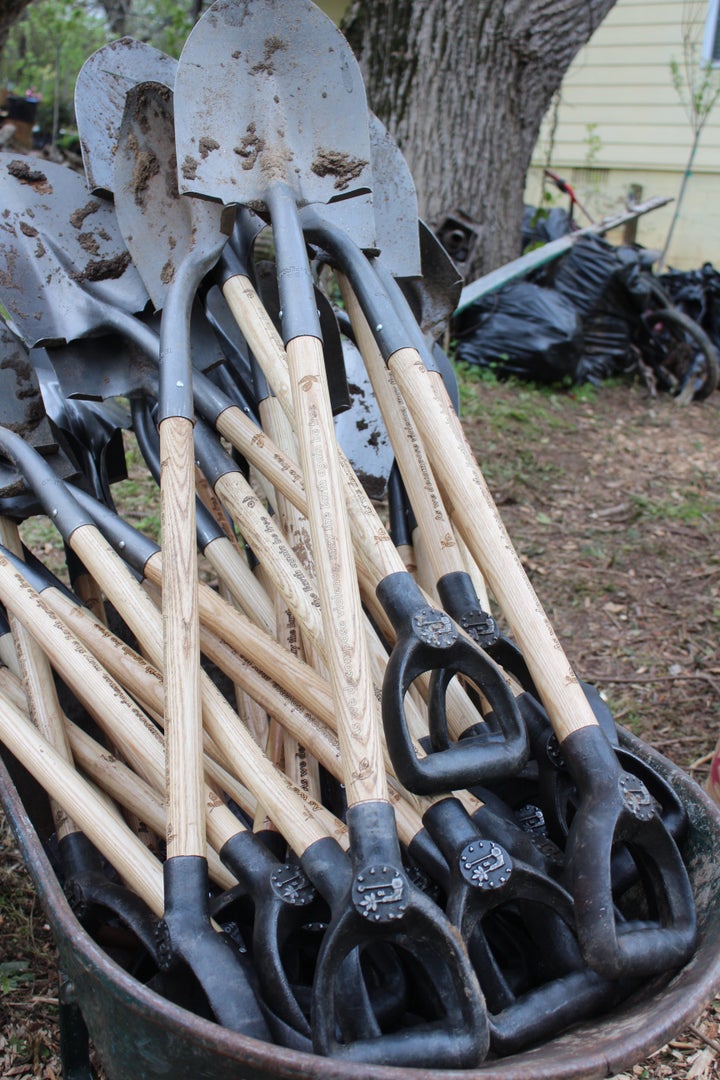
[131,147,160,207]
[165,153,179,201]
[71,250,131,283]
[77,232,100,256]
[18,221,38,239]
[69,200,100,230]
[311,148,368,191]
[234,122,265,171]
[160,259,175,285]
[199,137,220,160]
[181,154,199,181]
[6,159,52,194]
[249,35,288,76]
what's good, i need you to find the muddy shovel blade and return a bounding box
[0,154,149,348]
[75,37,177,199]
[114,82,232,314]
[175,0,372,209]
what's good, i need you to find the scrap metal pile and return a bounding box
[0,0,703,1070]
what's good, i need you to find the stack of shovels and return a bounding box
[0,0,701,1069]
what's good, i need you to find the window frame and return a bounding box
[702,0,720,66]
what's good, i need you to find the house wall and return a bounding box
[528,0,720,269]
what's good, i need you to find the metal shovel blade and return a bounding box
[75,37,178,199]
[0,324,79,502]
[368,112,421,279]
[175,0,372,210]
[0,154,149,348]
[114,82,232,313]
[399,221,464,342]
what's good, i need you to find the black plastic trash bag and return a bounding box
[575,310,636,384]
[521,205,572,251]
[549,234,637,315]
[660,262,720,352]
[454,281,583,382]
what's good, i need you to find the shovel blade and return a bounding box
[114,82,230,312]
[175,0,372,210]
[75,37,178,199]
[0,154,149,348]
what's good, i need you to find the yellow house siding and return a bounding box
[537,0,720,173]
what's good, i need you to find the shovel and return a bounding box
[112,82,243,1014]
[173,3,488,1064]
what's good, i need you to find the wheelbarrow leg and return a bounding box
[58,970,94,1080]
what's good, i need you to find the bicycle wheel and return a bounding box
[642,306,719,401]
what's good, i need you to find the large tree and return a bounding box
[0,0,32,58]
[342,0,618,277]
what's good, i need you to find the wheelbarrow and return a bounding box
[2,727,719,1080]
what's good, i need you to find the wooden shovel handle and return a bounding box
[212,470,325,649]
[286,334,385,807]
[339,278,460,582]
[158,415,205,859]
[388,349,598,743]
[203,535,275,634]
[0,689,165,916]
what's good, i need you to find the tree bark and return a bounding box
[343,0,618,278]
[0,0,32,60]
[96,0,133,38]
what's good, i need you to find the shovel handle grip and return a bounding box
[388,349,597,744]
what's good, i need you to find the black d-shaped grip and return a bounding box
[562,725,697,980]
[307,802,489,1068]
[378,572,528,794]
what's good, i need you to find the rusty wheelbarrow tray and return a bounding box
[2,728,720,1080]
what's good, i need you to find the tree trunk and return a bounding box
[342,0,618,278]
[97,0,133,38]
[0,0,32,60]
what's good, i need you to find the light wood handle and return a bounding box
[388,350,597,742]
[203,535,275,634]
[158,415,204,859]
[0,690,165,917]
[286,334,384,806]
[213,470,325,648]
[339,278,459,581]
